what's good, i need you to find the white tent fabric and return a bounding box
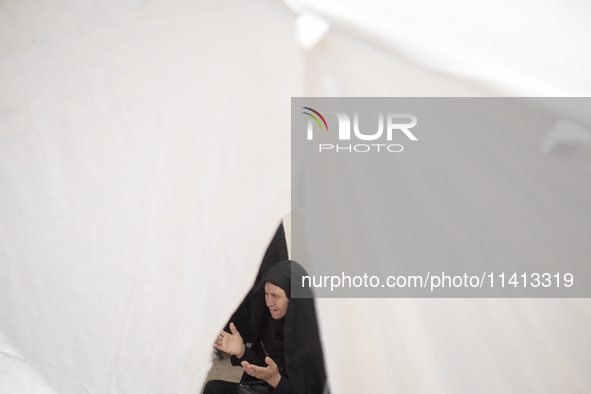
[1,1,590,393]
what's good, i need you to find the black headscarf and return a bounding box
[251,260,327,394]
[226,223,288,342]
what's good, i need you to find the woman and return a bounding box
[205,260,326,394]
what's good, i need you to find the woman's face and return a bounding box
[265,282,289,319]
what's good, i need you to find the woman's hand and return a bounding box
[241,357,281,388]
[214,322,245,358]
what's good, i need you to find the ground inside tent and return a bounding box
[201,352,243,393]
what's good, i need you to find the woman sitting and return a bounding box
[205,260,326,394]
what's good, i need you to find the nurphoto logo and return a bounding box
[302,107,418,153]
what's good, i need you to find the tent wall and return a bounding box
[1,1,590,393]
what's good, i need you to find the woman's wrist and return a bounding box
[267,373,281,388]
[237,343,245,358]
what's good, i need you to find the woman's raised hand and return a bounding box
[214,322,245,357]
[241,357,282,388]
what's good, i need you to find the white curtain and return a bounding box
[1,1,590,393]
